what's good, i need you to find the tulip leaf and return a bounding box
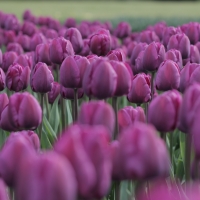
[176,159,184,181]
[0,129,7,148]
[120,181,131,200]
[65,100,73,125]
[43,115,57,144]
[49,97,60,134]
[179,132,185,164]
[41,129,52,149]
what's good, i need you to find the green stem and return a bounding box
[60,96,66,132]
[74,88,78,121]
[115,181,120,200]
[44,93,50,120]
[112,97,119,140]
[38,94,44,141]
[170,132,173,165]
[71,100,75,122]
[185,134,192,181]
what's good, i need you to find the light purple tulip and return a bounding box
[6,43,23,55]
[1,51,18,72]
[165,49,183,69]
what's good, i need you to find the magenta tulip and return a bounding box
[114,21,131,39]
[35,43,51,65]
[0,68,5,91]
[190,45,200,63]
[165,49,183,69]
[79,39,90,56]
[137,30,160,44]
[6,43,23,55]
[60,86,84,100]
[1,51,18,72]
[29,33,46,51]
[45,29,58,39]
[48,81,60,104]
[184,22,200,45]
[21,21,37,37]
[64,18,76,28]
[107,49,126,62]
[0,179,9,200]
[16,34,31,52]
[0,93,8,116]
[3,30,15,46]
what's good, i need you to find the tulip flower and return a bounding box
[16,34,31,52]
[64,28,83,54]
[165,49,183,69]
[6,63,30,92]
[155,60,180,91]
[89,28,111,56]
[0,49,2,65]
[64,18,76,28]
[45,29,58,39]
[112,122,170,180]
[127,41,138,58]
[190,45,200,63]
[107,49,126,62]
[60,86,84,100]
[0,68,5,91]
[82,59,117,99]
[167,33,190,59]
[148,90,182,132]
[3,30,15,46]
[143,42,165,72]
[35,43,51,65]
[31,62,54,93]
[137,30,160,44]
[114,21,131,39]
[49,37,74,64]
[48,81,60,104]
[118,106,146,131]
[179,63,200,92]
[0,179,9,200]
[79,39,90,56]
[0,92,42,131]
[127,73,151,104]
[0,93,8,116]
[4,14,20,33]
[15,152,77,200]
[29,33,46,51]
[6,43,23,55]
[1,51,18,72]
[21,21,37,37]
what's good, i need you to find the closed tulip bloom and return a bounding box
[190,45,200,63]
[14,54,33,69]
[0,68,5,91]
[114,21,131,39]
[109,60,132,96]
[155,60,180,91]
[1,51,18,72]
[45,29,58,39]
[21,21,37,37]
[148,90,182,132]
[79,39,90,56]
[6,43,23,55]
[137,30,160,44]
[184,22,200,45]
[6,64,30,92]
[15,152,77,200]
[89,28,111,56]
[0,49,2,65]
[0,179,9,200]
[127,41,138,58]
[49,37,74,64]
[77,101,115,136]
[3,30,15,46]
[60,55,90,88]
[64,28,83,54]
[4,15,20,33]
[64,18,76,28]
[179,63,200,92]
[167,33,190,59]
[178,84,200,133]
[0,92,42,131]
[132,50,145,74]
[0,93,8,116]
[127,73,151,104]
[118,106,146,131]
[107,49,126,62]
[165,49,183,69]
[29,33,46,51]
[113,123,170,180]
[48,81,60,104]
[35,43,51,65]
[82,59,117,99]
[143,42,166,72]
[60,86,84,100]
[195,41,200,53]
[31,62,54,93]
[16,34,31,52]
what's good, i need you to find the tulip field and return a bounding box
[1,2,200,200]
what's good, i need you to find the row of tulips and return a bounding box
[1,9,200,200]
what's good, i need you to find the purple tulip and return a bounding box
[21,21,37,37]
[127,41,138,58]
[79,39,90,56]
[14,54,33,69]
[137,30,160,44]
[3,30,15,46]
[82,58,117,99]
[107,49,126,62]
[6,63,30,92]
[112,122,170,180]
[64,18,76,28]
[89,28,111,56]
[16,34,31,52]
[165,49,183,69]
[31,62,54,93]
[64,28,83,54]
[45,29,58,39]
[47,17,61,31]
[0,92,42,131]
[15,152,77,200]
[0,93,8,117]
[179,63,200,92]
[143,42,165,72]
[148,90,182,132]
[48,81,60,104]
[118,106,146,131]
[6,43,23,55]
[127,73,151,104]
[29,33,46,51]
[1,51,18,72]
[4,14,20,33]
[35,43,51,65]
[178,84,200,133]
[60,86,84,100]
[114,21,131,39]
[132,50,145,74]
[54,124,111,199]
[109,60,132,96]
[155,60,180,91]
[78,21,90,39]
[167,33,190,59]
[0,49,2,65]
[60,55,90,88]
[0,68,5,91]
[190,45,200,63]
[110,35,120,50]
[49,37,74,64]
[0,179,9,200]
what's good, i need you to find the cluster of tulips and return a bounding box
[1,9,200,200]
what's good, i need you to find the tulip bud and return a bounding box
[190,45,200,63]
[60,86,84,100]
[14,54,33,69]
[107,49,126,62]
[21,21,37,37]
[148,90,182,132]
[114,21,131,39]
[79,39,90,56]
[48,81,60,104]
[127,41,138,58]
[112,122,170,180]
[1,51,18,72]
[29,33,46,51]
[64,28,83,54]
[60,55,90,89]
[45,29,58,39]
[127,73,151,104]
[0,179,9,200]
[184,22,200,45]
[143,42,165,72]
[83,59,117,99]
[118,106,146,131]
[4,15,20,33]
[132,50,145,74]
[3,30,15,46]
[155,60,180,91]
[6,64,30,92]
[167,33,190,59]
[89,29,111,56]
[31,62,54,93]
[0,92,42,131]
[0,68,5,91]
[165,49,183,69]
[35,43,51,65]
[0,93,8,116]
[6,43,23,55]
[16,34,31,52]
[64,18,76,28]
[49,37,74,64]
[137,30,160,44]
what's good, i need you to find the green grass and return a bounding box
[1,1,200,30]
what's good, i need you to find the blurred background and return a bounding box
[0,0,200,31]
